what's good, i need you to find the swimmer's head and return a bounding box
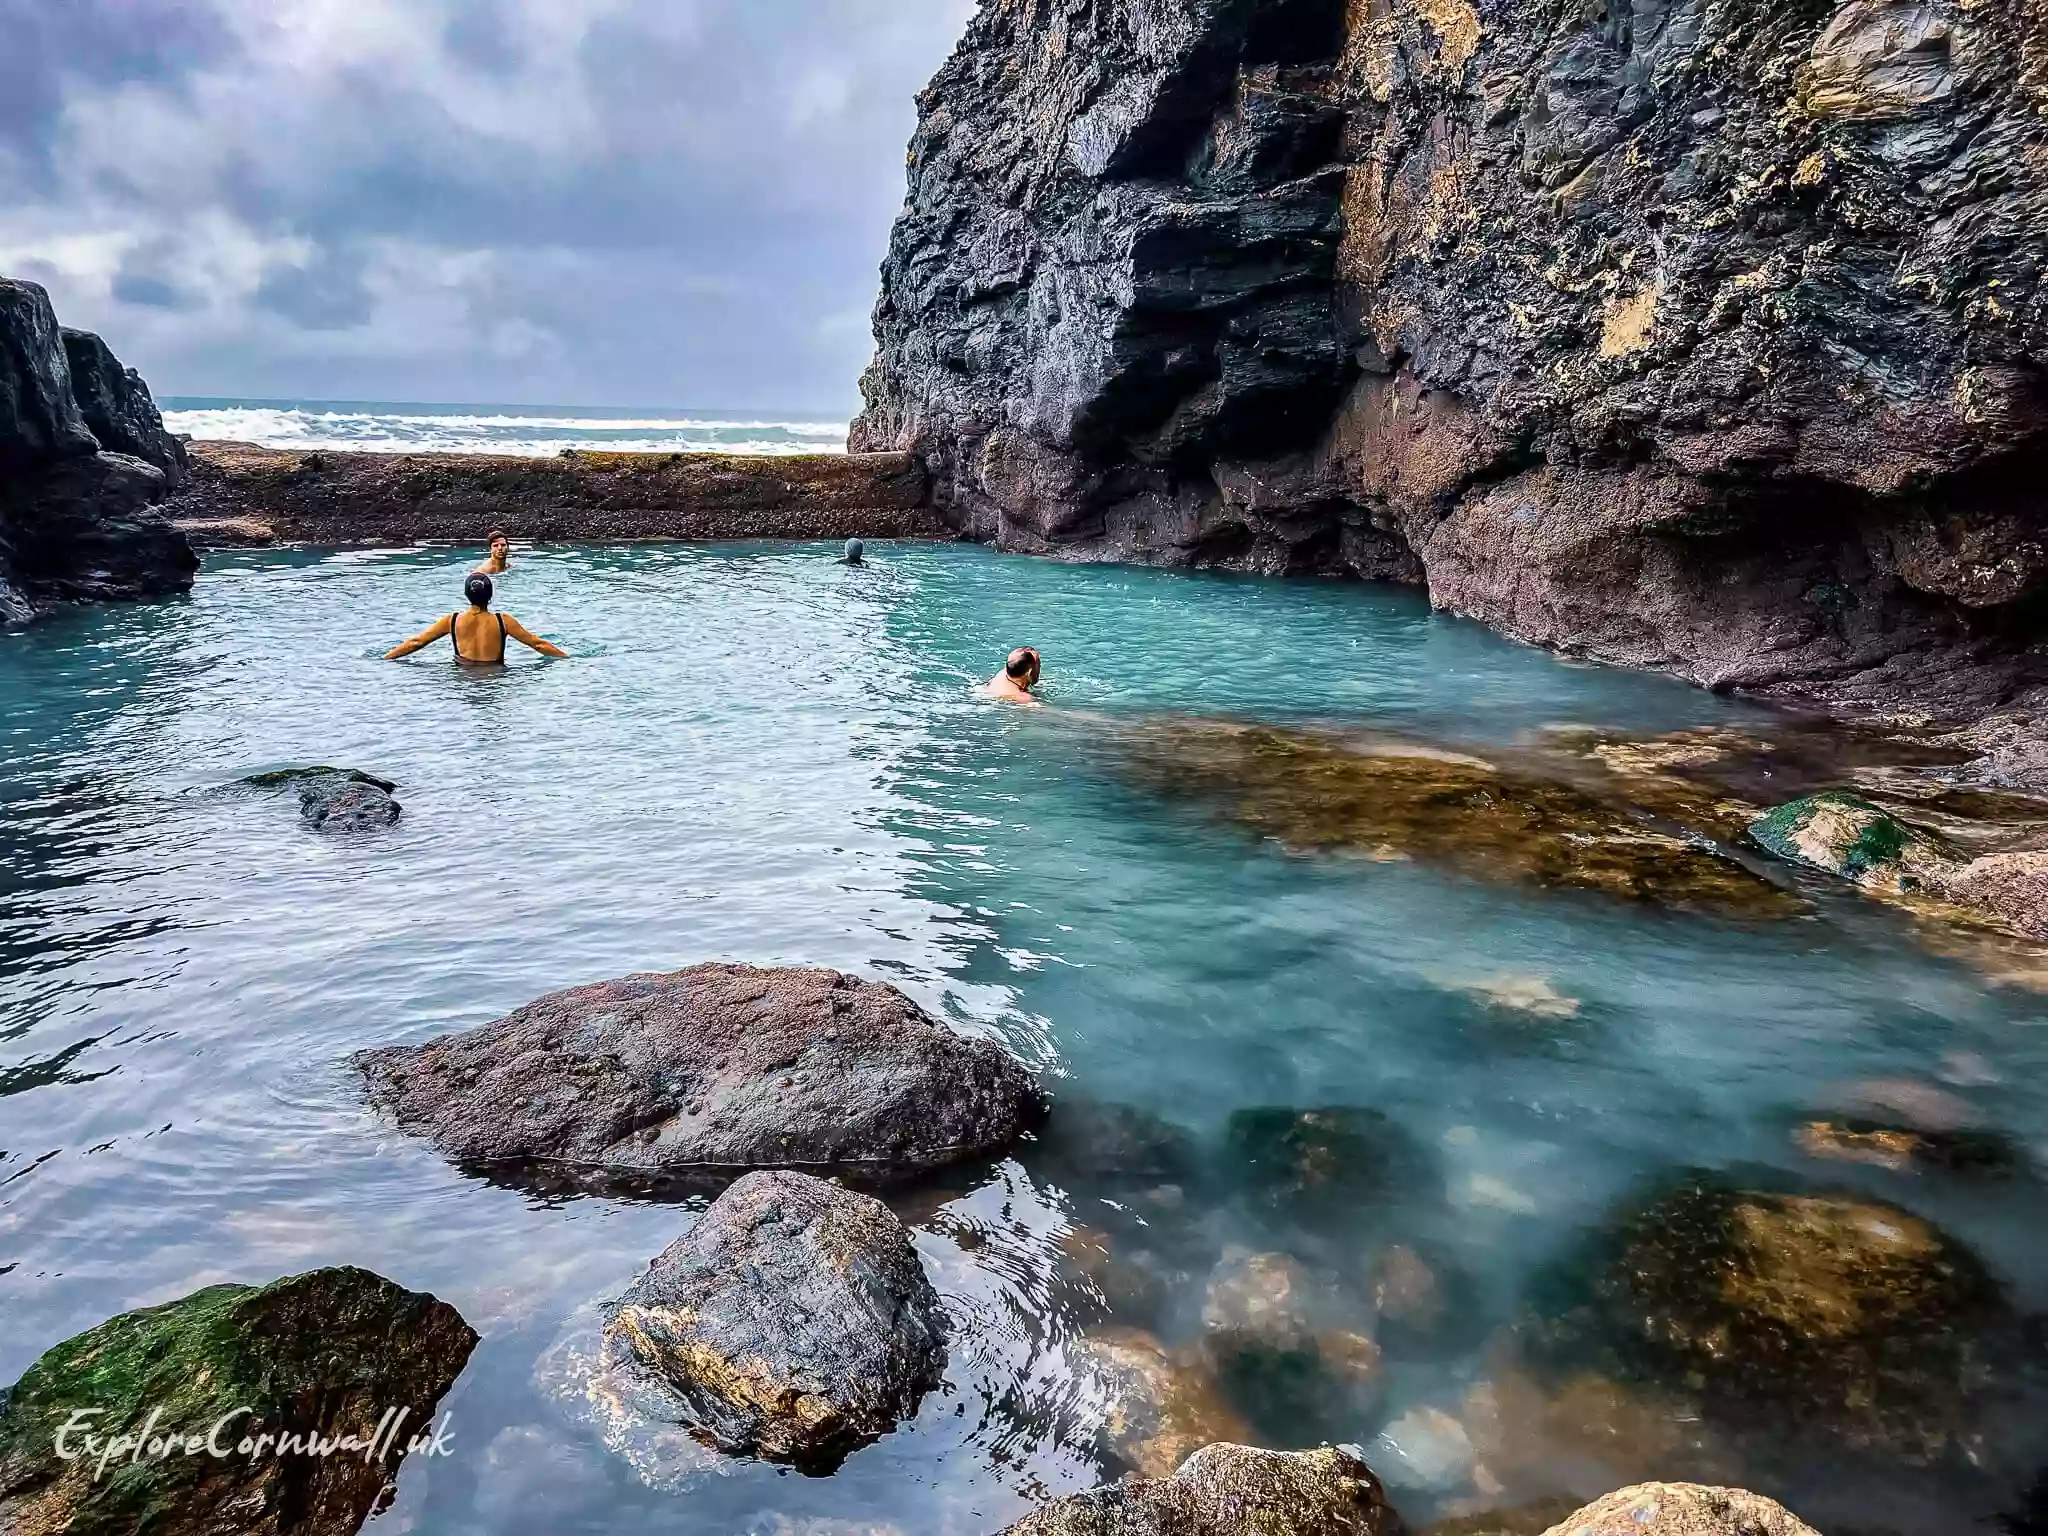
[844,538,865,564]
[465,573,494,609]
[487,530,509,558]
[1005,647,1040,687]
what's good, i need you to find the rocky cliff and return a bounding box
[853,0,2048,732]
[0,277,196,623]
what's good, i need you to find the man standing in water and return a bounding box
[981,647,1042,706]
[385,574,567,663]
[473,530,512,576]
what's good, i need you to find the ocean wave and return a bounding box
[160,404,852,458]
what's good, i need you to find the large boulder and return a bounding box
[0,276,195,622]
[1534,1483,1820,1536]
[62,327,190,487]
[602,1170,946,1466]
[1001,1443,1395,1535]
[0,1267,476,1536]
[356,963,1044,1191]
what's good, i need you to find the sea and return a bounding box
[157,397,852,457]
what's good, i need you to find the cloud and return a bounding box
[0,0,975,410]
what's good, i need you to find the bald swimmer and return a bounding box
[980,647,1042,706]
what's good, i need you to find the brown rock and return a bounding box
[1535,1483,1819,1536]
[1002,1443,1394,1535]
[1072,1329,1251,1481]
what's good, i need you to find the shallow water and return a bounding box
[3,543,2045,1534]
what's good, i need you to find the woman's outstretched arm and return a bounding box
[385,614,454,659]
[502,614,568,657]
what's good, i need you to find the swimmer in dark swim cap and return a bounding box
[384,573,568,663]
[980,646,1042,706]
[841,538,865,565]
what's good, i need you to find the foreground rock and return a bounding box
[1106,719,1802,918]
[603,1170,945,1466]
[1072,1329,1251,1480]
[298,777,403,832]
[356,964,1044,1190]
[0,277,196,623]
[1532,1174,2013,1457]
[168,441,944,548]
[0,1267,476,1536]
[855,0,2048,767]
[1534,1483,1819,1536]
[1003,1443,1393,1535]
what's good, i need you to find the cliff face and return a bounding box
[853,0,2048,720]
[0,278,195,624]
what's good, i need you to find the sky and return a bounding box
[0,0,975,412]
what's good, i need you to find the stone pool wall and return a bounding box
[168,441,947,549]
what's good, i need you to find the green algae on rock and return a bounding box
[0,1267,476,1536]
[1748,792,1958,893]
[1526,1174,2012,1460]
[1108,719,1803,919]
[1002,1442,1395,1536]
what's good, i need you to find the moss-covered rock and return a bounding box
[0,1267,476,1536]
[1748,792,1957,894]
[1529,1174,2012,1458]
[240,767,397,794]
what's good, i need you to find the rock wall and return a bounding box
[0,277,196,623]
[853,0,2048,720]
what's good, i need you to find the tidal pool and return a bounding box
[2,543,2044,1534]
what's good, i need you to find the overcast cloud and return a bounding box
[0,0,973,411]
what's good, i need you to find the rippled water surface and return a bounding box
[4,544,2045,1534]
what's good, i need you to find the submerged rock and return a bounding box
[1223,1104,1434,1224]
[0,1267,476,1536]
[1199,1248,1383,1433]
[356,964,1044,1191]
[1532,1174,2012,1457]
[298,776,403,832]
[1534,1483,1819,1536]
[1071,1328,1250,1481]
[242,765,398,793]
[1943,849,2048,941]
[1003,1443,1394,1536]
[602,1170,945,1467]
[1793,1119,2023,1177]
[1109,720,1801,919]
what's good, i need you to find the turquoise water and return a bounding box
[3,544,2045,1533]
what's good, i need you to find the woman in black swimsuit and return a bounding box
[385,574,567,663]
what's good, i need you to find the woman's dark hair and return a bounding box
[1005,647,1039,680]
[465,573,494,609]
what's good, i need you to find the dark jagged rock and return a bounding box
[1001,1442,1395,1535]
[854,0,2048,749]
[242,766,399,794]
[1527,1172,2017,1458]
[0,277,196,623]
[602,1170,946,1466]
[62,327,190,488]
[355,963,1045,1191]
[298,777,404,833]
[0,1267,476,1536]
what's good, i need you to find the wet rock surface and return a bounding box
[855,0,2048,760]
[602,1170,946,1467]
[355,963,1045,1191]
[1532,1483,1820,1536]
[1072,1328,1252,1480]
[297,774,404,832]
[0,1267,476,1536]
[1002,1442,1395,1535]
[0,277,196,623]
[1223,1104,1436,1225]
[1527,1173,2016,1458]
[1104,718,1804,918]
